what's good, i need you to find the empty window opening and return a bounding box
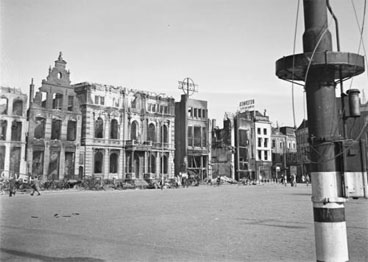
[67,120,76,141]
[194,126,201,147]
[32,151,44,178]
[48,150,60,180]
[12,100,23,116]
[0,120,7,140]
[65,152,75,179]
[34,117,45,139]
[52,93,63,110]
[51,119,61,140]
[11,121,22,141]
[67,96,74,111]
[0,98,8,115]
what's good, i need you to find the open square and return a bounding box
[1,184,367,262]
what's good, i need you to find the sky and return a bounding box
[1,0,367,128]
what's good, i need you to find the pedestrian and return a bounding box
[9,174,16,197]
[283,174,287,187]
[216,176,221,186]
[30,176,41,196]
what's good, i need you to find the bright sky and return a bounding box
[1,0,367,128]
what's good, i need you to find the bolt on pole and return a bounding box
[275,0,365,261]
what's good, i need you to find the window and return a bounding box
[272,139,276,148]
[188,126,193,147]
[258,150,262,160]
[188,107,192,117]
[194,108,198,118]
[34,117,45,139]
[110,119,118,139]
[52,93,63,110]
[110,153,118,173]
[257,128,261,134]
[94,151,103,173]
[95,117,104,138]
[258,138,262,147]
[194,126,201,147]
[11,121,22,141]
[198,109,202,118]
[264,138,268,147]
[202,127,207,147]
[280,142,283,148]
[95,96,99,105]
[51,119,61,139]
[68,96,74,111]
[203,109,207,118]
[131,121,138,140]
[12,100,23,116]
[67,120,76,141]
[0,120,7,140]
[239,129,248,146]
[264,150,268,160]
[100,97,104,105]
[264,128,267,135]
[0,98,8,115]
[147,123,156,142]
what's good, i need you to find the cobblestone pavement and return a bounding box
[1,184,367,262]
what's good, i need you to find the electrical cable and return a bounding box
[291,0,301,128]
[349,0,368,89]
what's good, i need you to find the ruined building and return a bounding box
[73,83,176,180]
[27,53,82,181]
[0,87,28,178]
[175,94,210,181]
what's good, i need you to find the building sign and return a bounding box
[239,99,255,112]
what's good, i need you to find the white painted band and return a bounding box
[314,221,349,262]
[311,171,343,199]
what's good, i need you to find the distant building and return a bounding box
[27,53,82,181]
[295,119,310,177]
[272,126,297,180]
[74,83,176,180]
[0,87,28,178]
[175,94,210,181]
[211,114,235,179]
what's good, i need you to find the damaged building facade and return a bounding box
[27,53,82,181]
[73,83,176,181]
[0,87,28,178]
[175,94,210,181]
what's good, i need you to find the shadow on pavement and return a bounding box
[238,218,308,229]
[0,248,105,262]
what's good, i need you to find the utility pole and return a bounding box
[276,0,365,261]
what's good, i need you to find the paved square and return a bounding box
[1,184,367,261]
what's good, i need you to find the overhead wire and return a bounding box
[291,0,301,128]
[349,0,368,89]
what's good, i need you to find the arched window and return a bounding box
[12,100,23,116]
[95,117,104,138]
[147,123,156,142]
[94,151,103,173]
[162,125,168,144]
[51,119,61,140]
[110,153,118,173]
[110,119,118,139]
[131,121,138,140]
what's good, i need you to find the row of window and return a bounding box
[0,99,24,116]
[271,139,296,149]
[188,126,207,148]
[187,107,207,119]
[147,103,169,114]
[257,150,269,161]
[257,138,269,148]
[0,120,22,141]
[257,127,268,135]
[38,93,74,111]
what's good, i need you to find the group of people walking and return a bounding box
[1,173,41,197]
